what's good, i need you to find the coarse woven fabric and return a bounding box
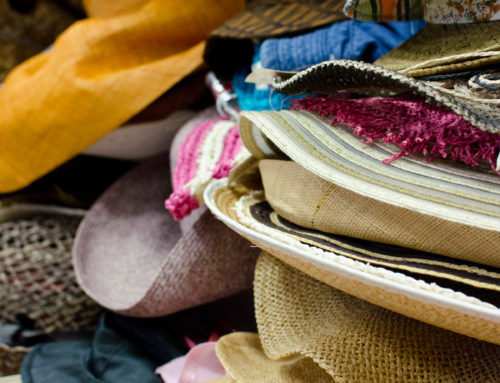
[0,0,244,193]
[254,161,500,306]
[374,22,500,77]
[216,333,332,383]
[73,151,258,317]
[272,60,500,134]
[207,178,500,344]
[0,205,100,333]
[254,252,500,383]
[259,159,500,272]
[203,0,346,79]
[238,109,500,267]
[260,19,426,70]
[343,0,423,21]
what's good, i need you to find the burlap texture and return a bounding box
[216,333,332,383]
[254,252,500,382]
[0,210,100,332]
[375,22,500,76]
[260,159,500,268]
[210,179,500,345]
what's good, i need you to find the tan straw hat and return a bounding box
[204,169,500,344]
[238,109,500,267]
[374,0,500,77]
[218,252,500,382]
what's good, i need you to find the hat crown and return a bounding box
[424,0,500,23]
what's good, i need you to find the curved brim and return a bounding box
[249,253,500,381]
[73,152,258,317]
[238,110,500,257]
[272,60,500,134]
[204,178,500,344]
[375,22,500,77]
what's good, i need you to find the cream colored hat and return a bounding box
[238,109,500,268]
[213,253,500,383]
[204,168,500,344]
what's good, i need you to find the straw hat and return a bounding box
[270,60,500,134]
[238,109,500,267]
[73,147,258,317]
[215,253,500,383]
[0,203,100,376]
[204,0,347,78]
[373,0,500,77]
[203,169,500,344]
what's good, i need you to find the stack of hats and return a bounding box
[201,0,500,381]
[1,0,499,381]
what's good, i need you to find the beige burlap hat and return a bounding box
[373,0,500,77]
[238,109,500,267]
[214,253,500,383]
[204,167,500,344]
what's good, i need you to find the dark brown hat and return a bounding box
[204,0,347,79]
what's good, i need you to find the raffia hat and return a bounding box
[204,0,347,78]
[73,124,258,316]
[373,0,500,77]
[215,253,500,383]
[204,166,500,344]
[269,60,500,134]
[238,108,500,267]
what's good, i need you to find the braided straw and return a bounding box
[273,60,500,134]
[0,209,100,333]
[254,252,500,382]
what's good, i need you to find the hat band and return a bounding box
[425,0,500,24]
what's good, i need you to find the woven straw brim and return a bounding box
[73,152,258,317]
[209,0,345,39]
[259,159,500,281]
[204,178,500,344]
[0,204,101,333]
[216,332,333,383]
[375,22,500,77]
[272,60,500,134]
[0,345,28,377]
[239,110,500,267]
[253,252,500,382]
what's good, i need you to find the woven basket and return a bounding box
[0,204,101,376]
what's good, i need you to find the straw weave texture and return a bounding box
[0,214,100,332]
[216,332,332,383]
[260,159,500,267]
[211,182,500,344]
[254,252,500,382]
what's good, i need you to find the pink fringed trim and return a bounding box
[292,96,500,175]
[165,191,200,221]
[212,127,242,179]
